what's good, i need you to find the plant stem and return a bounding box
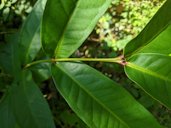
[24,57,122,69]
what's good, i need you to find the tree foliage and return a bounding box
[0,0,171,128]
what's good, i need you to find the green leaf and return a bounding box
[0,34,21,78]
[52,62,161,128]
[125,53,171,109]
[124,0,171,57]
[0,90,19,128]
[19,0,47,64]
[11,71,55,128]
[31,63,51,83]
[42,0,112,58]
[137,25,171,55]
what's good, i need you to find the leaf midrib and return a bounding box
[54,0,79,57]
[21,0,46,63]
[25,26,40,63]
[127,62,171,82]
[56,64,130,128]
[128,22,171,58]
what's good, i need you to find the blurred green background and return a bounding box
[1,0,171,128]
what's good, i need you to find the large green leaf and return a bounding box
[52,62,161,128]
[0,34,21,78]
[42,0,112,58]
[125,53,171,109]
[124,0,171,57]
[11,71,55,128]
[19,0,47,64]
[0,90,19,128]
[137,24,171,55]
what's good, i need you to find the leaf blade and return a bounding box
[11,71,55,128]
[42,0,112,58]
[137,25,171,55]
[52,62,161,128]
[125,53,171,109]
[0,34,21,78]
[19,0,47,64]
[0,91,19,128]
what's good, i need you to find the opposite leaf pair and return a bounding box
[1,0,171,128]
[41,0,171,128]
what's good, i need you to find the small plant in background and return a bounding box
[0,0,171,128]
[96,0,165,51]
[0,0,36,44]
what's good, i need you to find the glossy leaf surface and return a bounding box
[42,0,112,58]
[52,62,161,128]
[125,53,171,109]
[19,0,47,64]
[124,0,171,57]
[137,25,171,55]
[11,71,55,128]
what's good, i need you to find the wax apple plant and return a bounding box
[0,0,171,128]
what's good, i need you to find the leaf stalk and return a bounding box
[24,56,123,69]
